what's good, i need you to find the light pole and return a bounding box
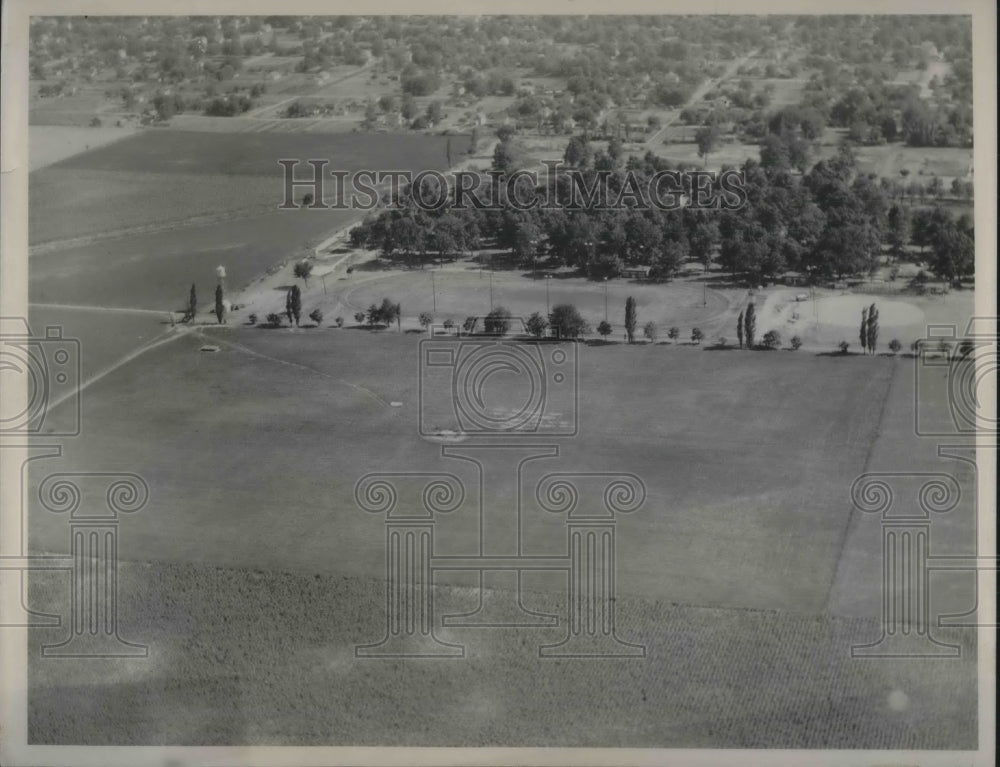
[703,280,707,307]
[603,277,609,323]
[431,270,436,313]
[489,269,494,310]
[545,274,551,316]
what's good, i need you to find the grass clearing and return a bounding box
[331,268,729,336]
[28,326,930,612]
[24,326,976,746]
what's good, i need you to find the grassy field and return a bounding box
[27,304,173,385]
[24,325,978,745]
[26,327,966,610]
[815,138,972,182]
[21,116,980,748]
[757,77,808,106]
[50,129,462,176]
[654,132,972,182]
[332,267,731,336]
[654,138,762,170]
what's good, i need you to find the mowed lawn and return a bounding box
[29,326,910,614]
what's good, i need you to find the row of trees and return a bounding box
[417,297,787,351]
[860,304,880,355]
[182,282,228,325]
[361,297,403,331]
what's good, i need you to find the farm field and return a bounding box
[29,169,282,244]
[29,206,356,309]
[27,560,976,747]
[48,128,462,177]
[28,85,119,126]
[28,129,465,307]
[24,326,978,746]
[29,124,139,171]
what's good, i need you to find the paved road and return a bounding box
[643,48,759,150]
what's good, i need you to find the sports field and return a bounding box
[20,120,980,749]
[24,324,978,746]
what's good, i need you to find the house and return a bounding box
[623,265,652,279]
[781,270,808,286]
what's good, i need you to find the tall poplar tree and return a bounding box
[624,296,637,344]
[743,303,756,350]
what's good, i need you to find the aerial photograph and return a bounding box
[0,9,992,761]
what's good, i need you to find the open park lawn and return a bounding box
[28,326,971,611]
[25,327,977,746]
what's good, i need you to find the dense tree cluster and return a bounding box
[350,129,973,286]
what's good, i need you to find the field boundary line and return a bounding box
[44,327,187,416]
[29,204,278,256]
[192,329,393,409]
[822,361,899,613]
[30,302,176,318]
